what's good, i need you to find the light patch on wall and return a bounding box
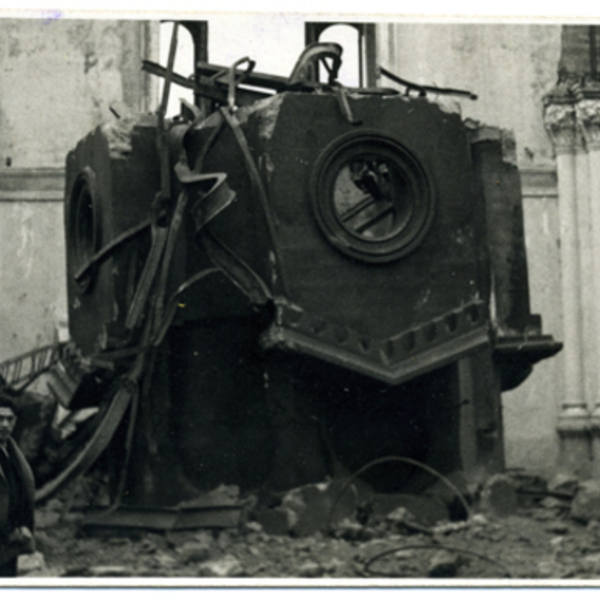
[543,207,550,236]
[17,204,34,280]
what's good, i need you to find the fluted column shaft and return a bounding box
[544,101,590,478]
[577,99,600,478]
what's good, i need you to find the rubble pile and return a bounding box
[17,468,600,579]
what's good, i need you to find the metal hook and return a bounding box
[227,56,256,113]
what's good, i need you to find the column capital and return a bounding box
[576,99,600,151]
[544,102,579,154]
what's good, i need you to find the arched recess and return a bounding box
[159,21,207,116]
[305,22,377,88]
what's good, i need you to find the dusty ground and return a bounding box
[15,476,600,581]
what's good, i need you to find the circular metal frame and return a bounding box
[68,168,99,294]
[310,131,435,263]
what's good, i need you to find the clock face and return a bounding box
[311,132,435,263]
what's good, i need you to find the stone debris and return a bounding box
[254,506,294,536]
[506,469,549,508]
[198,554,244,577]
[582,552,600,573]
[243,521,263,534]
[283,480,359,537]
[369,492,449,527]
[107,536,130,546]
[177,541,212,564]
[422,470,470,518]
[479,474,518,517]
[548,474,580,498]
[471,513,489,526]
[254,480,358,537]
[140,538,158,554]
[178,484,241,508]
[68,565,133,577]
[433,521,470,535]
[194,530,215,546]
[427,550,460,578]
[297,560,325,577]
[544,522,570,535]
[18,551,46,575]
[321,557,344,574]
[152,551,178,569]
[332,518,364,541]
[28,469,600,579]
[537,559,564,578]
[35,508,61,529]
[540,496,570,511]
[571,480,600,523]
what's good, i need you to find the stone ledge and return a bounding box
[0,167,65,202]
[520,167,558,199]
[0,166,557,202]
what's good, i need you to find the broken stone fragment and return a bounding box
[177,484,240,508]
[194,530,214,546]
[544,522,570,535]
[198,555,244,577]
[152,551,178,569]
[370,492,449,527]
[540,496,570,510]
[479,474,518,517]
[582,552,600,574]
[17,551,46,575]
[571,480,600,523]
[282,480,359,537]
[537,560,564,578]
[35,508,61,529]
[248,546,261,557]
[243,521,263,534]
[217,530,232,550]
[140,538,158,554]
[386,506,417,524]
[333,518,373,541]
[83,565,133,577]
[503,469,548,506]
[321,557,344,574]
[254,506,294,536]
[548,473,580,498]
[177,541,212,564]
[470,513,488,525]
[427,550,460,578]
[255,480,359,537]
[422,471,470,513]
[297,560,325,577]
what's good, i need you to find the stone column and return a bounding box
[577,98,600,478]
[544,101,591,478]
[574,125,595,410]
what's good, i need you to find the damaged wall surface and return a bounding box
[376,23,564,477]
[0,19,158,362]
[0,19,157,169]
[0,170,65,360]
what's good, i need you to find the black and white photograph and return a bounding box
[0,5,598,587]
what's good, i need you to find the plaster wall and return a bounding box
[378,23,562,169]
[0,19,158,363]
[503,178,562,476]
[0,199,65,362]
[377,23,565,476]
[0,19,157,169]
